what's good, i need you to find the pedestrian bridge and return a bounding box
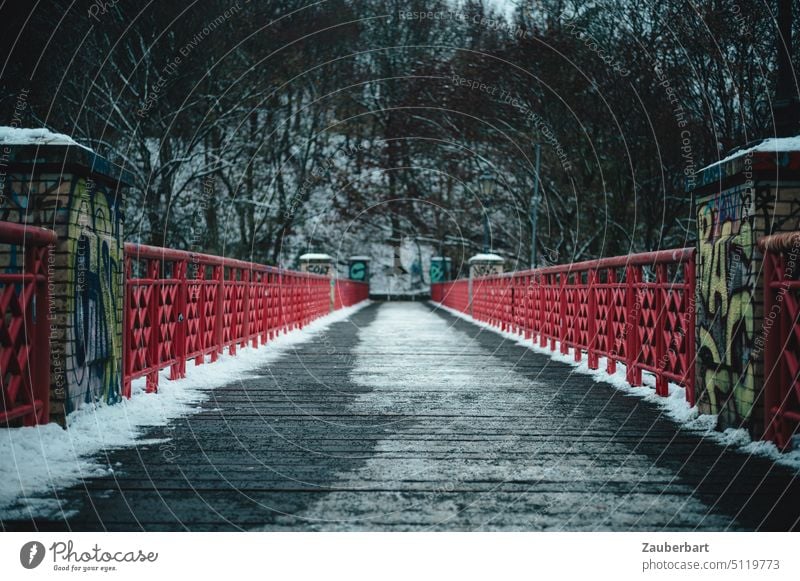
[1,142,800,531]
[2,298,800,531]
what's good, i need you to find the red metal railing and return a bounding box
[760,232,800,450]
[334,278,370,309]
[432,279,470,313]
[123,243,368,396]
[0,223,55,426]
[432,248,696,404]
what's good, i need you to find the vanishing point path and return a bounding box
[7,302,800,531]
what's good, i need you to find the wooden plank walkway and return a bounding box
[4,302,800,531]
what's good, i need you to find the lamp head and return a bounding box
[478,170,496,198]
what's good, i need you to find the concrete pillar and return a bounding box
[1,138,130,424]
[430,256,451,283]
[691,141,800,436]
[299,253,335,312]
[468,253,504,315]
[348,255,370,282]
[298,253,334,276]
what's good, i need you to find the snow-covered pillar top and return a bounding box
[468,253,504,278]
[689,137,800,437]
[467,253,504,317]
[0,127,133,424]
[348,255,370,282]
[298,253,334,277]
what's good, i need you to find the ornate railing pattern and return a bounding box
[432,249,697,404]
[123,243,368,395]
[432,279,469,313]
[0,223,55,425]
[760,232,800,450]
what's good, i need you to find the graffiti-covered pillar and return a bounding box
[430,256,451,283]
[348,256,370,283]
[468,253,504,315]
[299,253,335,312]
[691,141,800,436]
[2,139,130,424]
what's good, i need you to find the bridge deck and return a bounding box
[5,302,799,531]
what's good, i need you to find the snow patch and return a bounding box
[0,127,93,151]
[0,301,369,519]
[432,302,800,472]
[299,253,332,261]
[700,135,800,172]
[259,302,734,531]
[469,253,504,262]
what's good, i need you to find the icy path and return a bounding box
[266,303,735,531]
[5,302,798,531]
[0,303,367,522]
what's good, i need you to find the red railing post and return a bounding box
[625,265,641,386]
[260,271,269,343]
[685,253,696,406]
[146,258,160,393]
[560,272,568,355]
[31,244,50,424]
[765,254,779,445]
[170,258,188,380]
[229,267,238,356]
[267,271,276,339]
[213,264,224,361]
[532,273,541,344]
[195,262,206,365]
[654,263,668,397]
[587,268,598,370]
[123,255,132,398]
[521,274,530,339]
[606,267,617,375]
[242,267,251,349]
[279,270,286,332]
[573,272,583,363]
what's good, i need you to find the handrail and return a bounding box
[473,247,695,281]
[433,247,696,405]
[123,242,329,279]
[759,231,800,253]
[0,223,57,246]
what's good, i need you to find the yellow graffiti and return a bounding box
[696,187,756,425]
[64,177,123,411]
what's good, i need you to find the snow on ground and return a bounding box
[433,302,800,471]
[263,302,733,531]
[0,127,93,151]
[0,302,369,520]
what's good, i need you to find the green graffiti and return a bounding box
[430,262,443,283]
[349,261,367,281]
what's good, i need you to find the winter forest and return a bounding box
[0,0,791,292]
